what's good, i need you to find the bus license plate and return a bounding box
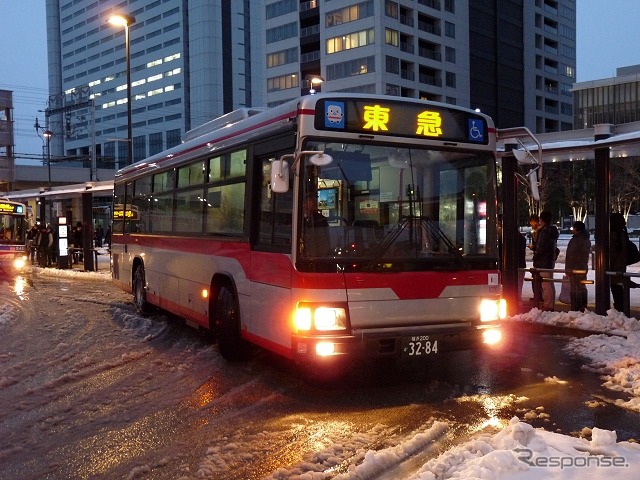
[402,336,439,356]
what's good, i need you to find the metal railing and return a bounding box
[520,267,594,312]
[605,271,640,317]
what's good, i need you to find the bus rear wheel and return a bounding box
[214,284,251,361]
[133,264,150,315]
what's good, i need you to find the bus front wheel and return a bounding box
[214,284,251,361]
[133,264,150,315]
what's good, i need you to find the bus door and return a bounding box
[249,154,295,350]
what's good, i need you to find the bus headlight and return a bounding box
[482,328,503,345]
[315,341,336,356]
[13,255,27,270]
[479,298,507,322]
[294,304,349,332]
[314,307,347,331]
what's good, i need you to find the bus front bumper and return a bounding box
[291,323,504,365]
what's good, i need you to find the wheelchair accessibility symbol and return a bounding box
[468,119,484,143]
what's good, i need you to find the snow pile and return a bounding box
[568,331,640,412]
[509,307,640,336]
[0,301,18,326]
[506,308,640,413]
[405,417,640,480]
[330,422,449,480]
[298,417,640,480]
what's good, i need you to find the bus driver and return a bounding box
[302,192,330,256]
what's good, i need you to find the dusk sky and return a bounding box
[1,1,639,157]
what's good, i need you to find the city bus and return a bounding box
[0,198,28,275]
[111,93,506,369]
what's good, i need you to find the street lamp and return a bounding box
[304,74,324,95]
[108,13,136,165]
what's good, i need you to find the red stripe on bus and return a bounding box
[242,331,293,359]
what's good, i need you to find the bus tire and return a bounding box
[215,284,251,361]
[133,264,150,315]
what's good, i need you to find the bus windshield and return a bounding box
[298,141,498,271]
[0,211,26,244]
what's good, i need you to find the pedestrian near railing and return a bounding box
[604,270,640,317]
[520,267,594,312]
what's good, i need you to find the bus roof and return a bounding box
[115,93,495,182]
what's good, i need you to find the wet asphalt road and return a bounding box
[0,272,638,479]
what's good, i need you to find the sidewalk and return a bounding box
[519,261,640,318]
[29,247,112,280]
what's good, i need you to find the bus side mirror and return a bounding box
[528,168,540,201]
[270,159,290,193]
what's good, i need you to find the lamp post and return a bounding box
[108,13,136,165]
[34,117,53,189]
[43,129,53,188]
[35,117,54,223]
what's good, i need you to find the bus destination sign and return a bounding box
[316,98,488,144]
[0,202,23,215]
[113,208,138,220]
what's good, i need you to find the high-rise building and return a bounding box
[45,0,575,176]
[45,0,261,170]
[264,0,576,132]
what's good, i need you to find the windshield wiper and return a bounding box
[418,216,471,269]
[360,215,470,270]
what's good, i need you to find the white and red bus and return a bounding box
[111,93,506,368]
[0,198,28,276]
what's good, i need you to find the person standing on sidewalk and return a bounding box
[532,210,559,311]
[610,212,629,311]
[565,221,591,311]
[527,214,542,306]
[36,223,53,267]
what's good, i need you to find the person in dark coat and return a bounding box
[26,224,39,263]
[72,222,84,263]
[104,226,112,249]
[565,221,591,311]
[610,212,629,311]
[36,224,53,267]
[95,224,104,247]
[532,210,559,311]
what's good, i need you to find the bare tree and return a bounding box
[610,158,640,220]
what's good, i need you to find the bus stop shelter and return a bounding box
[5,180,114,271]
[497,121,640,316]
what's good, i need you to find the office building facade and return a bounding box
[573,64,640,129]
[45,0,575,176]
[45,0,261,170]
[264,0,576,133]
